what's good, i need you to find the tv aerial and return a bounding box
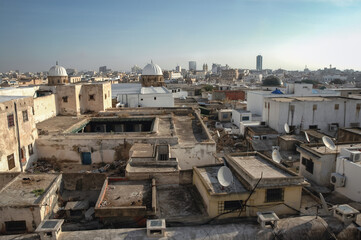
[322,136,336,151]
[217,166,233,187]
[304,131,310,143]
[272,149,282,164]
[284,123,290,134]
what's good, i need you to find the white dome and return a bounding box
[48,62,67,77]
[142,61,163,76]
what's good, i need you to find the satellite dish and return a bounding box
[305,131,310,143]
[284,123,290,134]
[322,136,336,150]
[217,166,233,187]
[319,193,330,215]
[272,149,282,164]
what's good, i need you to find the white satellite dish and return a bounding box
[217,166,233,187]
[319,193,330,215]
[322,136,336,150]
[272,149,282,164]
[305,131,310,143]
[284,123,290,134]
[216,130,220,138]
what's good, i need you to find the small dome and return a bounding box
[48,62,67,77]
[142,61,163,76]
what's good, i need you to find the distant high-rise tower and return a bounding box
[203,63,208,72]
[175,65,181,73]
[99,66,107,73]
[189,61,196,71]
[256,55,263,71]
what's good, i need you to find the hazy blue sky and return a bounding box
[1,0,361,72]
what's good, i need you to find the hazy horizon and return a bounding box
[1,0,361,73]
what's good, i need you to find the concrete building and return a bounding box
[247,83,340,117]
[193,152,307,218]
[113,83,174,108]
[35,108,216,170]
[256,55,262,71]
[0,96,38,172]
[0,173,62,234]
[297,142,361,187]
[141,61,165,87]
[99,66,107,73]
[189,61,196,71]
[263,96,361,134]
[220,69,239,83]
[125,143,179,185]
[47,62,68,85]
[332,147,361,202]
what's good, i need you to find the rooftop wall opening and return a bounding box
[71,117,156,133]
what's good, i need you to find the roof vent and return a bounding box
[147,219,166,238]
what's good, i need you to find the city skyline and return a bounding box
[1,0,361,72]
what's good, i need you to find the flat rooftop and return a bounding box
[230,155,291,179]
[98,180,152,209]
[309,143,361,155]
[248,126,278,135]
[196,165,248,194]
[130,143,154,158]
[0,95,26,103]
[0,173,59,206]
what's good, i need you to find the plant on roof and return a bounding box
[31,189,45,197]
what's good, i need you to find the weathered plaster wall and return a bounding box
[33,94,57,123]
[0,97,38,172]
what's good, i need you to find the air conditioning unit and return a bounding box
[350,152,361,163]
[328,124,338,132]
[330,173,346,187]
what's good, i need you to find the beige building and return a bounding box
[140,61,165,87]
[0,96,38,172]
[220,69,239,83]
[56,82,112,115]
[36,108,216,170]
[0,173,62,234]
[193,152,307,218]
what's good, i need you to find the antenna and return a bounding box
[272,149,282,164]
[217,166,233,187]
[284,123,290,134]
[305,131,310,143]
[322,136,336,151]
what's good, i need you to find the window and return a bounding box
[89,94,95,101]
[28,144,34,155]
[334,104,339,110]
[313,104,317,110]
[79,95,81,100]
[265,102,267,108]
[7,114,15,127]
[5,221,26,233]
[357,104,361,111]
[290,105,295,111]
[301,157,307,165]
[105,94,107,99]
[305,159,314,174]
[62,96,68,102]
[309,125,318,130]
[218,201,242,214]
[159,154,168,160]
[7,154,15,170]
[140,98,143,101]
[154,97,157,100]
[242,116,250,121]
[22,110,28,122]
[266,188,284,202]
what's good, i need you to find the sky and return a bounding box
[0,0,361,72]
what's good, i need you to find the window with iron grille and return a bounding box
[266,188,283,202]
[218,201,242,214]
[62,96,68,102]
[7,114,14,127]
[7,154,15,170]
[305,159,314,174]
[22,110,28,122]
[89,94,95,101]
